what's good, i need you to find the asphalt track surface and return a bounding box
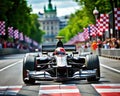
[0,54,120,96]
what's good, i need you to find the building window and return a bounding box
[51,26,53,30]
[47,26,49,30]
[43,26,45,30]
[45,15,47,18]
[51,31,53,35]
[52,39,54,42]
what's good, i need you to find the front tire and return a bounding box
[23,55,35,84]
[86,55,100,82]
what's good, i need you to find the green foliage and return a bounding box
[58,8,93,43]
[29,14,45,43]
[58,25,73,43]
[0,0,12,20]
[59,0,112,43]
[0,0,44,43]
[74,0,112,22]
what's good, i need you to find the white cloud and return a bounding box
[27,0,80,17]
[57,7,80,17]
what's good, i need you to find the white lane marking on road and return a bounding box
[0,60,22,72]
[100,63,120,73]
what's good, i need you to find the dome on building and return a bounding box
[44,0,56,13]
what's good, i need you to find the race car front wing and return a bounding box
[24,69,98,81]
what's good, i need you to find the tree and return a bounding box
[58,0,112,43]
[58,8,93,43]
[0,0,12,20]
[5,0,32,34]
[0,0,44,43]
[74,0,112,22]
[29,14,45,43]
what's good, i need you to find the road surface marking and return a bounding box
[100,63,120,73]
[0,84,120,96]
[0,86,22,95]
[0,60,22,72]
[39,84,81,96]
[92,84,120,96]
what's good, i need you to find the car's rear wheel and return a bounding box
[86,55,100,82]
[23,54,35,84]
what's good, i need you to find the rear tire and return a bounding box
[86,55,100,82]
[23,55,35,84]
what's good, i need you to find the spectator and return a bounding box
[91,40,97,54]
[110,38,119,49]
[103,38,111,49]
[0,39,2,49]
[103,41,107,49]
[97,39,102,56]
[117,39,120,48]
[2,39,7,48]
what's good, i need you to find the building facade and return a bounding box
[38,0,60,44]
[59,15,69,30]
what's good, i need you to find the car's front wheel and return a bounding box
[86,55,100,82]
[23,54,35,84]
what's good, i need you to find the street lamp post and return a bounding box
[88,25,91,41]
[93,7,102,56]
[93,7,99,20]
[110,0,116,38]
[93,7,99,41]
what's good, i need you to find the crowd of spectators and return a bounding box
[84,37,120,50]
[1,37,120,52]
[102,38,120,49]
[77,37,120,54]
[0,38,29,50]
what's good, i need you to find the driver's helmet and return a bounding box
[54,47,66,55]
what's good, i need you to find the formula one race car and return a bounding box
[23,36,100,84]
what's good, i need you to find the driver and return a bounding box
[54,47,66,55]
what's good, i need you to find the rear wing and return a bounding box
[42,44,76,52]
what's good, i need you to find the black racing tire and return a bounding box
[86,55,100,82]
[23,55,35,84]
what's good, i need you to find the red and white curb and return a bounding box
[92,84,120,96]
[0,84,120,96]
[39,84,81,96]
[0,86,22,95]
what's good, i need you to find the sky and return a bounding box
[27,0,81,17]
